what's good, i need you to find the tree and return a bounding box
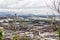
[53,0,60,14]
[46,0,60,14]
[45,0,60,31]
[48,0,60,39]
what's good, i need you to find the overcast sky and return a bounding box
[0,0,59,15]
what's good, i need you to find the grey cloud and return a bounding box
[0,0,59,15]
[0,0,47,9]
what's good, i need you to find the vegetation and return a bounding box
[12,35,30,40]
[32,20,40,24]
[12,35,19,40]
[57,26,60,39]
[20,36,30,40]
[0,29,3,40]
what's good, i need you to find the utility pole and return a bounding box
[50,17,55,32]
[7,17,10,30]
[14,14,17,30]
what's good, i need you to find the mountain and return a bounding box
[0,12,15,17]
[0,11,59,17]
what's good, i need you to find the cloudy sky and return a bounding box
[0,0,59,15]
